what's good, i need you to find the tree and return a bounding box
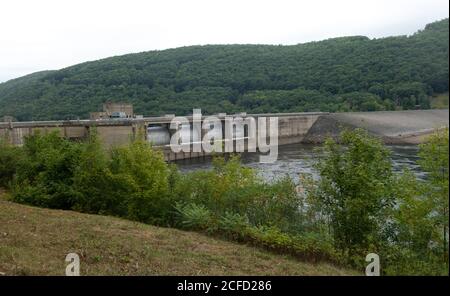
[72,130,130,216]
[310,129,396,253]
[418,129,449,266]
[385,129,449,275]
[11,132,82,209]
[110,138,172,225]
[0,139,23,188]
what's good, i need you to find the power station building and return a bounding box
[90,102,134,120]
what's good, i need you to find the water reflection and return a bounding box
[175,143,425,182]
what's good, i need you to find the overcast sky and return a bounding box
[0,0,448,83]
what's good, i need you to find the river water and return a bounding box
[175,144,425,182]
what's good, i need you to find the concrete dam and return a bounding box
[1,110,448,161]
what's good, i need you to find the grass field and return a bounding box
[0,191,358,276]
[430,92,449,109]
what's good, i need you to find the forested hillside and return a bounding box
[0,18,448,121]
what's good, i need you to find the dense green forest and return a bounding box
[0,19,448,121]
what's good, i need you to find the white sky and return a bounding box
[0,0,448,83]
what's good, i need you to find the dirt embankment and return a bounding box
[303,109,449,144]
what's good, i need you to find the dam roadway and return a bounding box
[1,110,448,161]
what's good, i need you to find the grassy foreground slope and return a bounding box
[0,194,357,276]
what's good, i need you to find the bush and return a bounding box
[110,139,172,225]
[174,202,338,264]
[304,128,450,274]
[10,132,173,225]
[0,139,23,188]
[11,132,82,209]
[244,226,338,263]
[308,128,396,252]
[72,133,131,216]
[172,155,302,232]
[175,202,215,231]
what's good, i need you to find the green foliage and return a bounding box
[218,212,250,239]
[2,128,449,275]
[12,132,82,209]
[8,132,172,225]
[0,19,448,120]
[72,131,129,216]
[392,171,434,254]
[172,155,302,233]
[175,202,215,231]
[109,139,171,225]
[304,128,449,274]
[377,169,444,275]
[244,226,338,263]
[0,139,23,188]
[174,202,338,262]
[3,134,326,263]
[168,155,338,262]
[309,129,396,252]
[418,129,449,267]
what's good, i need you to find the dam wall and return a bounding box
[0,112,323,161]
[1,110,448,161]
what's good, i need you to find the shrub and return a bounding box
[308,128,396,252]
[110,139,172,225]
[418,128,449,266]
[175,202,216,231]
[245,226,338,263]
[11,132,82,209]
[172,155,302,232]
[72,134,131,216]
[218,212,250,240]
[0,139,23,188]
